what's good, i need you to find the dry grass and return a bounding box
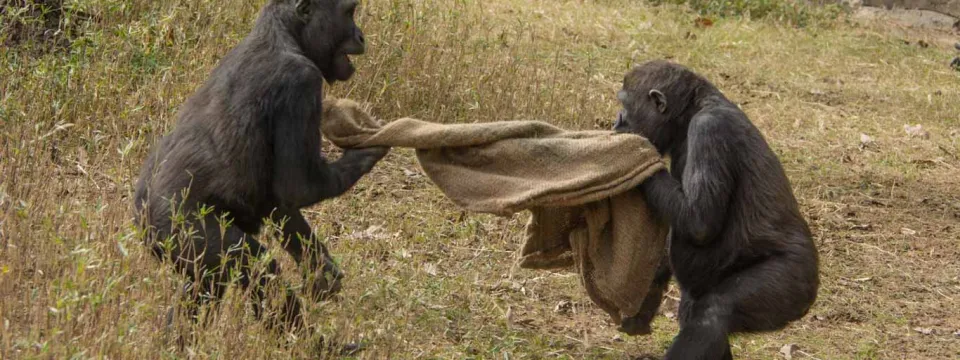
[2,0,960,359]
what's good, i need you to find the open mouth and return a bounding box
[325,53,356,82]
[338,53,354,70]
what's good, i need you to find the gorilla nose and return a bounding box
[350,29,366,54]
[341,29,366,55]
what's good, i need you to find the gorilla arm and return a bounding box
[639,112,735,246]
[271,72,387,210]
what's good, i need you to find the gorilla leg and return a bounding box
[665,290,733,360]
[229,233,303,330]
[271,207,343,301]
[723,257,817,333]
[665,258,814,360]
[164,213,303,332]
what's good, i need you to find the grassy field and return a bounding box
[2,0,960,359]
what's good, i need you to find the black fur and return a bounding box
[133,0,387,332]
[614,60,819,359]
[952,42,959,71]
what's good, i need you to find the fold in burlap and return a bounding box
[321,98,668,325]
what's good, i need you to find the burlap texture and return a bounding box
[322,98,668,324]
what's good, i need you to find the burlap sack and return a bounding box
[322,98,668,325]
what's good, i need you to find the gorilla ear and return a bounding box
[296,0,311,17]
[648,89,667,113]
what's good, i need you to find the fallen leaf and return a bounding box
[911,158,941,168]
[953,329,959,337]
[913,327,933,335]
[779,343,799,359]
[664,311,677,320]
[863,198,890,207]
[850,224,873,231]
[402,168,421,178]
[694,16,714,28]
[423,262,438,276]
[513,318,535,327]
[554,300,572,314]
[901,228,917,236]
[348,225,390,241]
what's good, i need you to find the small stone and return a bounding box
[859,133,875,150]
[779,343,799,359]
[904,124,929,139]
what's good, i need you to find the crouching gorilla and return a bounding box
[134,0,388,332]
[613,61,819,360]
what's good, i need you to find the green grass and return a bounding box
[2,0,960,359]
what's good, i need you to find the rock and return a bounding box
[780,343,800,359]
[859,133,875,150]
[904,124,930,139]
